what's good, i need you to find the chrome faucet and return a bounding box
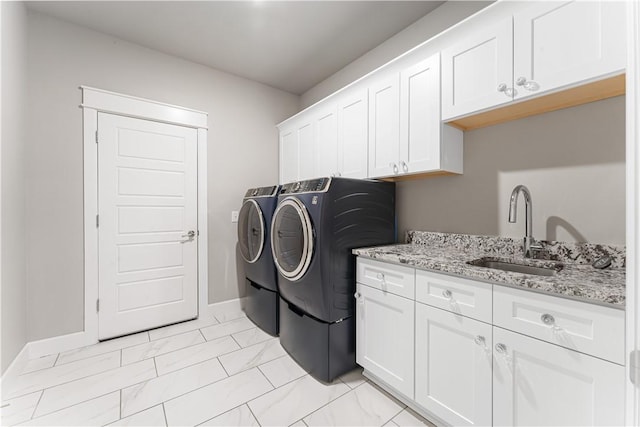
[508,185,542,258]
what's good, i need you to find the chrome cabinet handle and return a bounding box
[442,289,452,299]
[516,76,540,92]
[497,83,516,98]
[400,161,408,173]
[495,343,507,354]
[474,335,486,346]
[541,313,555,325]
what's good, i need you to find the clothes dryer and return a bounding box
[271,177,395,381]
[237,185,280,336]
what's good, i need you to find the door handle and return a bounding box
[181,230,196,242]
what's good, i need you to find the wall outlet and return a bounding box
[231,211,239,223]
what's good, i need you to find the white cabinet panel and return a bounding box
[493,286,625,365]
[415,270,492,323]
[280,128,298,184]
[314,106,338,178]
[415,303,492,426]
[493,327,625,427]
[337,89,368,179]
[400,54,442,173]
[356,283,414,399]
[297,122,315,180]
[513,0,626,100]
[357,258,415,300]
[368,74,401,178]
[442,18,513,120]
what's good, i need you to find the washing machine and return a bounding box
[271,177,396,382]
[237,185,280,336]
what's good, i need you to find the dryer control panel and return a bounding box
[281,178,330,194]
[244,185,279,198]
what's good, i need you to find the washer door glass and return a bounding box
[237,199,265,263]
[271,197,314,281]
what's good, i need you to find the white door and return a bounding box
[314,106,338,178]
[513,0,626,101]
[98,113,198,340]
[441,18,513,120]
[415,303,492,426]
[280,127,298,184]
[337,89,369,179]
[297,121,315,180]
[355,283,414,398]
[368,74,401,178]
[493,327,625,426]
[400,54,442,174]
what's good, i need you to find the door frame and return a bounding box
[626,1,640,424]
[81,86,209,343]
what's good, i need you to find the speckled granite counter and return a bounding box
[353,231,626,308]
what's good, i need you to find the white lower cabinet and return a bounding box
[355,283,414,399]
[415,303,492,426]
[355,257,626,427]
[492,327,625,427]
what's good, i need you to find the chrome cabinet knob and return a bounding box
[495,343,507,354]
[376,272,385,280]
[497,83,507,92]
[541,313,555,325]
[497,83,516,98]
[336,171,342,177]
[353,292,361,299]
[390,163,398,174]
[474,335,485,346]
[516,76,540,92]
[442,289,452,299]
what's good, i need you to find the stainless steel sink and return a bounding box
[467,257,563,276]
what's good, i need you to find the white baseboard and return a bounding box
[207,297,245,316]
[1,343,30,384]
[6,298,248,365]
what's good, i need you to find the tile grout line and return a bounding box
[294,380,354,424]
[150,319,219,342]
[153,357,159,377]
[26,390,121,423]
[27,389,45,421]
[119,389,122,420]
[246,402,263,427]
[153,342,241,376]
[162,402,169,427]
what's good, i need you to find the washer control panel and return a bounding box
[281,178,330,194]
[244,185,279,198]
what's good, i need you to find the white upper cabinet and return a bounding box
[513,0,626,101]
[442,0,626,120]
[368,74,401,178]
[297,121,315,180]
[279,127,298,184]
[314,105,339,178]
[441,19,514,120]
[337,89,369,179]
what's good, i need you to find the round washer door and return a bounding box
[271,197,314,281]
[237,199,265,264]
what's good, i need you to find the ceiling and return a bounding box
[26,1,445,95]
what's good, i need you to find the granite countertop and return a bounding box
[353,231,626,308]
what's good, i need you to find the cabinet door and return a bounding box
[355,283,414,398]
[314,106,338,178]
[493,327,625,426]
[280,127,298,184]
[415,304,492,427]
[297,121,315,180]
[513,0,626,100]
[337,89,368,179]
[368,74,401,178]
[442,18,513,120]
[400,54,442,174]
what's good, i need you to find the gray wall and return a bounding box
[300,1,492,108]
[1,1,28,373]
[398,96,626,245]
[25,11,299,341]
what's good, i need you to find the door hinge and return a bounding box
[96,214,99,227]
[631,350,640,385]
[96,299,100,313]
[95,130,99,144]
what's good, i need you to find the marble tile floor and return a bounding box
[1,309,435,427]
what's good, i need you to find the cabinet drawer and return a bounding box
[493,286,625,365]
[357,258,415,299]
[415,270,492,323]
